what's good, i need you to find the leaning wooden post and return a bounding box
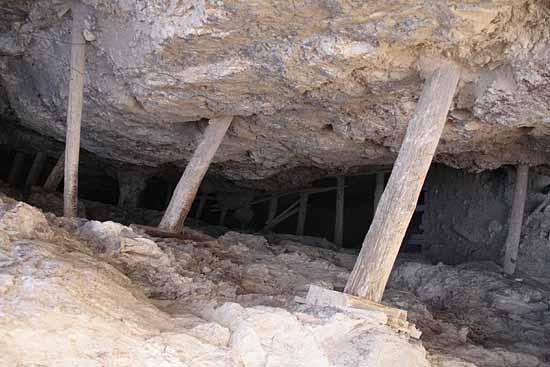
[8,152,25,186]
[502,164,529,275]
[373,173,384,212]
[345,63,460,302]
[63,1,87,217]
[25,152,47,188]
[296,193,309,235]
[43,152,65,191]
[159,116,233,233]
[334,177,345,246]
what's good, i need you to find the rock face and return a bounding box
[1,193,548,366]
[1,1,550,187]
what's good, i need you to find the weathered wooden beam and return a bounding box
[503,164,529,275]
[8,151,25,186]
[63,1,87,217]
[373,172,384,213]
[267,197,278,224]
[250,185,345,206]
[158,116,233,233]
[43,152,65,191]
[296,193,309,235]
[345,63,460,302]
[25,152,47,188]
[334,177,345,246]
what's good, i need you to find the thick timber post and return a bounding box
[63,1,87,217]
[44,153,65,191]
[8,152,25,186]
[373,173,384,212]
[502,164,529,275]
[159,116,233,233]
[345,63,460,302]
[25,152,47,188]
[296,193,309,235]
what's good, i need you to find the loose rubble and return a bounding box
[1,193,549,366]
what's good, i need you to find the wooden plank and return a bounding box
[345,63,460,302]
[306,285,407,321]
[296,193,308,235]
[304,285,421,338]
[131,224,214,242]
[250,186,345,206]
[503,164,529,275]
[158,116,233,233]
[25,152,47,188]
[43,152,65,191]
[334,177,345,246]
[63,1,87,217]
[8,151,25,186]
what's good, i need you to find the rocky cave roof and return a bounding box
[1,0,550,188]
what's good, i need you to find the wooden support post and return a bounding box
[63,1,86,217]
[373,173,384,213]
[159,116,233,233]
[334,177,345,246]
[25,152,47,188]
[296,193,309,235]
[8,152,25,186]
[345,63,460,302]
[43,153,65,191]
[267,197,278,224]
[219,209,228,226]
[195,195,207,219]
[503,164,529,275]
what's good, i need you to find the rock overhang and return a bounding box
[1,0,550,187]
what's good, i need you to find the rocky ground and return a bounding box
[0,192,549,366]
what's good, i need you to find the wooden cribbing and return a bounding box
[345,63,460,302]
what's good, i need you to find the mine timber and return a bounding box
[159,116,233,233]
[345,63,461,302]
